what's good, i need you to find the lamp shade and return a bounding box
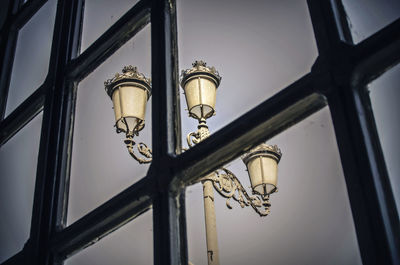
[104,65,151,135]
[242,144,282,197]
[180,60,221,120]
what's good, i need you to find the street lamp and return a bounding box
[104,61,282,265]
[104,65,152,164]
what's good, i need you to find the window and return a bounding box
[0,0,399,264]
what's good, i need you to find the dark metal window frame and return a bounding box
[0,0,399,264]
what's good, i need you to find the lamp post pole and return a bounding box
[203,178,220,265]
[194,119,220,265]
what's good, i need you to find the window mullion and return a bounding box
[150,0,181,159]
[29,0,82,264]
[151,0,186,264]
[307,0,353,56]
[328,85,400,265]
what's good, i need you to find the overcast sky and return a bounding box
[0,0,399,264]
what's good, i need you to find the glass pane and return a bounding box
[368,64,400,213]
[65,210,153,265]
[342,0,400,44]
[5,0,57,116]
[0,112,43,263]
[186,107,362,265]
[67,25,151,224]
[177,0,318,141]
[80,0,140,52]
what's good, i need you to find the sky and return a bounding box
[0,0,399,264]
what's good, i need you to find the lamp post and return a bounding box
[104,61,282,265]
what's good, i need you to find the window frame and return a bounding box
[0,0,399,264]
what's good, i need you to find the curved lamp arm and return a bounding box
[203,168,272,217]
[124,135,152,164]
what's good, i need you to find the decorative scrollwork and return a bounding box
[137,142,152,158]
[203,168,271,217]
[124,136,152,164]
[187,131,200,147]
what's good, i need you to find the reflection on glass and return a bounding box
[186,108,362,265]
[104,66,153,165]
[369,64,400,213]
[65,210,153,265]
[342,0,400,44]
[177,0,318,140]
[80,0,139,52]
[0,113,43,263]
[67,25,151,225]
[5,0,56,116]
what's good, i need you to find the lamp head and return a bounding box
[104,65,151,137]
[242,144,282,197]
[180,60,221,121]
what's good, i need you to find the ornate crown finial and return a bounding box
[122,65,138,73]
[192,60,207,68]
[180,60,222,88]
[104,65,152,98]
[241,143,282,164]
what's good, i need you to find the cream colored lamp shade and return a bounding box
[104,66,151,135]
[242,144,282,197]
[180,60,221,120]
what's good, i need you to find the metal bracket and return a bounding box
[203,168,272,217]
